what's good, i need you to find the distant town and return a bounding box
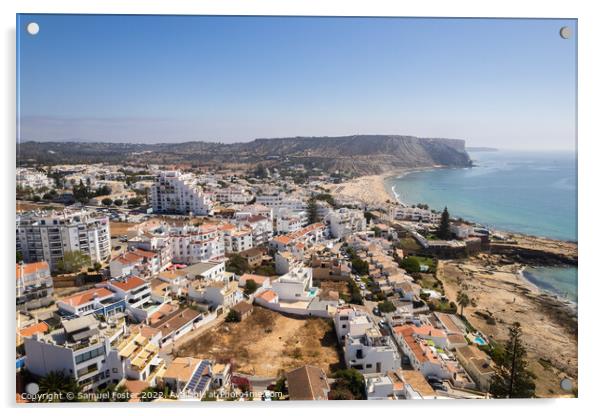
[16,158,577,402]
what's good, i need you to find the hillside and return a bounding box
[17,135,472,176]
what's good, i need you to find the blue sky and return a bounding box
[17,15,577,149]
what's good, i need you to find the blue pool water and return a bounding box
[473,336,487,346]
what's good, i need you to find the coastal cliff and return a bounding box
[18,135,472,176]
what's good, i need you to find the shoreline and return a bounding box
[438,257,578,396]
[333,170,578,303]
[380,168,578,246]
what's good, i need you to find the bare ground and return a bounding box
[176,306,344,377]
[438,256,577,397]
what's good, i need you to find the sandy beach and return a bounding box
[438,255,577,397]
[326,173,398,205]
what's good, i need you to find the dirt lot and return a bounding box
[176,307,344,377]
[16,200,62,212]
[109,221,138,237]
[317,280,350,298]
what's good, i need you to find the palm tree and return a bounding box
[456,291,470,317]
[36,371,82,402]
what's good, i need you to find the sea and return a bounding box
[385,149,577,302]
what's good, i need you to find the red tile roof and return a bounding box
[16,262,49,280]
[110,276,147,292]
[19,322,49,338]
[62,287,113,307]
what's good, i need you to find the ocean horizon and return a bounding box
[386,149,577,301]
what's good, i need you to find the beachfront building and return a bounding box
[455,345,495,392]
[392,207,441,223]
[150,170,213,216]
[17,209,111,270]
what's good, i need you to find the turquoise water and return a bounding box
[523,266,578,302]
[387,150,577,241]
[473,336,487,346]
[387,150,577,301]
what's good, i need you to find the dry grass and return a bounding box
[318,280,350,298]
[176,307,343,377]
[109,221,137,237]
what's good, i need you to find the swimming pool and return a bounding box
[473,336,487,345]
[308,288,318,297]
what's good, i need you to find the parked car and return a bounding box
[372,307,381,316]
[427,376,443,385]
[431,383,447,392]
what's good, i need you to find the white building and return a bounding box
[235,215,273,246]
[170,224,225,263]
[16,261,53,311]
[24,315,126,391]
[150,171,213,215]
[219,224,254,254]
[271,267,313,301]
[107,276,153,310]
[16,168,54,190]
[393,207,441,223]
[213,186,254,204]
[324,208,367,239]
[334,307,401,375]
[275,209,306,234]
[17,209,111,270]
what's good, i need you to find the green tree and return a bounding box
[329,369,365,400]
[226,254,250,275]
[272,376,287,396]
[378,300,396,313]
[127,197,143,207]
[16,251,23,262]
[56,250,91,274]
[36,371,82,402]
[436,206,452,240]
[489,323,536,398]
[96,383,131,402]
[306,196,319,224]
[456,291,470,317]
[244,279,259,295]
[399,256,421,274]
[101,197,113,206]
[95,185,112,197]
[351,258,369,275]
[73,179,91,204]
[225,309,241,322]
[114,199,123,206]
[93,262,102,272]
